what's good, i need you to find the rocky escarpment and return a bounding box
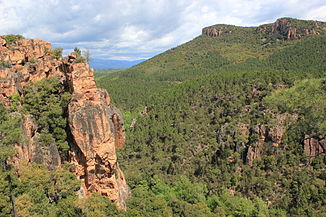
[0,35,129,208]
[0,37,64,106]
[256,18,326,40]
[0,36,66,169]
[202,18,326,40]
[217,111,325,166]
[244,124,325,165]
[202,25,234,37]
[67,60,128,209]
[14,114,62,170]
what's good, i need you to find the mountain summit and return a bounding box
[203,18,326,40]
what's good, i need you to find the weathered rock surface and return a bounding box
[244,113,297,165]
[0,36,67,106]
[202,24,235,37]
[303,136,326,158]
[237,113,325,165]
[14,114,61,170]
[217,112,321,165]
[256,18,326,40]
[0,36,129,208]
[68,62,128,209]
[202,27,225,37]
[0,36,66,169]
[202,18,326,40]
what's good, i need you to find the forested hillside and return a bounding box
[0,36,128,216]
[95,18,326,216]
[0,17,325,217]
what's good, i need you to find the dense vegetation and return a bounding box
[3,34,24,44]
[0,80,120,217]
[22,78,72,155]
[1,19,325,216]
[95,21,326,216]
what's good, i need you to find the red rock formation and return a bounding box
[303,136,325,158]
[287,27,298,40]
[245,125,265,165]
[0,36,129,209]
[245,114,290,165]
[14,114,61,170]
[256,18,326,40]
[242,111,324,165]
[203,18,325,40]
[0,36,66,106]
[202,27,224,37]
[68,62,128,209]
[1,36,65,169]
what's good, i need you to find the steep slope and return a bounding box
[97,18,326,111]
[0,35,129,211]
[96,18,326,216]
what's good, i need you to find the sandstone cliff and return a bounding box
[67,60,128,209]
[0,35,129,209]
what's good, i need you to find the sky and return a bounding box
[0,0,325,63]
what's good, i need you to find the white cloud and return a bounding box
[305,6,326,20]
[0,0,325,62]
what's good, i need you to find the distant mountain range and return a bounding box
[89,58,146,69]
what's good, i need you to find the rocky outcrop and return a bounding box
[14,114,61,170]
[203,18,326,40]
[202,27,225,37]
[0,36,67,106]
[245,123,286,165]
[257,18,326,40]
[0,36,129,209]
[202,25,234,37]
[245,112,298,165]
[220,112,324,165]
[1,36,66,169]
[68,62,128,209]
[303,136,325,158]
[217,113,293,165]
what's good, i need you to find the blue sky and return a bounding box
[0,0,325,62]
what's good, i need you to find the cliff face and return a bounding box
[0,37,64,106]
[202,25,234,37]
[0,36,129,208]
[202,18,326,40]
[217,112,325,166]
[0,36,66,169]
[256,18,326,40]
[14,114,62,170]
[67,61,128,209]
[202,27,226,37]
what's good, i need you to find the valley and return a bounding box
[0,17,325,216]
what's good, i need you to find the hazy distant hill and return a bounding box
[90,58,146,69]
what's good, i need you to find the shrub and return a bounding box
[51,48,63,60]
[4,34,24,44]
[29,58,37,64]
[73,56,86,63]
[0,60,11,69]
[73,47,82,56]
[72,47,86,63]
[23,78,71,154]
